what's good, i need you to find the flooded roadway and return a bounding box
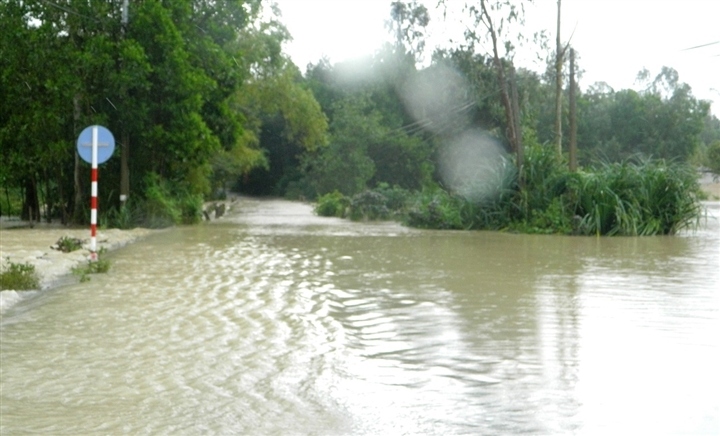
[1,198,718,434]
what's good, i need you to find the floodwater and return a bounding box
[1,198,719,435]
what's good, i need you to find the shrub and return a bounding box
[405,188,466,229]
[143,174,182,228]
[374,183,412,214]
[315,191,349,218]
[179,194,203,225]
[55,236,83,253]
[0,258,40,291]
[348,190,390,221]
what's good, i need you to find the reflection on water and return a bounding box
[1,198,718,435]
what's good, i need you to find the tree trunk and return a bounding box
[21,176,40,222]
[509,66,524,187]
[44,169,52,223]
[569,47,578,172]
[554,0,563,156]
[481,0,519,156]
[72,94,84,224]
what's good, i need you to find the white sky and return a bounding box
[274,0,719,113]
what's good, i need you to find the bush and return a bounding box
[348,190,390,221]
[315,191,349,218]
[374,183,412,214]
[143,174,182,228]
[405,188,467,229]
[179,194,203,225]
[0,258,40,291]
[54,236,83,253]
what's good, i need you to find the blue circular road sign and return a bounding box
[76,125,115,164]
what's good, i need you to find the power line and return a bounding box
[681,41,720,51]
[39,0,99,22]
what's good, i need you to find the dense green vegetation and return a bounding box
[2,1,717,235]
[0,259,41,291]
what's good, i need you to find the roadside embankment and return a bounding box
[0,225,154,312]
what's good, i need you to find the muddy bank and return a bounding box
[0,197,241,313]
[0,226,157,312]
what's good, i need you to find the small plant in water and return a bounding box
[54,236,84,253]
[72,249,111,283]
[0,258,41,291]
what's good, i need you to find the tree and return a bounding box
[387,1,431,64]
[0,0,283,224]
[455,0,535,177]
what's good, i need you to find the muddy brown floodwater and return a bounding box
[1,197,719,435]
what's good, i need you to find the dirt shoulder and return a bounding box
[0,225,154,291]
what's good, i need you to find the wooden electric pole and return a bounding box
[569,48,577,172]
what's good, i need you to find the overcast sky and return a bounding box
[274,0,719,112]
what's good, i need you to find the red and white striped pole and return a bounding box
[90,126,99,262]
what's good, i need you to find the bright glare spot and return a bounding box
[439,131,512,204]
[400,64,471,134]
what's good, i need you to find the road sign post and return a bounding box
[77,125,115,261]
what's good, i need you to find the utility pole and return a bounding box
[569,48,577,172]
[119,0,130,205]
[554,0,564,157]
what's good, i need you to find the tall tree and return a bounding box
[463,0,530,169]
[387,1,431,64]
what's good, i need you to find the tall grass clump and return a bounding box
[106,199,142,229]
[142,173,182,228]
[0,258,40,290]
[569,159,702,235]
[311,141,702,236]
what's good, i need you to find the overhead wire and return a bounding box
[38,0,99,22]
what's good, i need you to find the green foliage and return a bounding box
[315,184,413,222]
[0,186,22,217]
[348,191,391,221]
[179,194,204,225]
[142,174,182,228]
[106,201,141,230]
[569,160,702,236]
[72,254,111,283]
[0,0,277,225]
[374,183,412,213]
[405,188,467,230]
[706,141,720,177]
[315,191,349,218]
[55,236,83,253]
[0,258,41,291]
[576,72,709,164]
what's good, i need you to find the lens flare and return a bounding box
[439,130,512,203]
[400,64,472,134]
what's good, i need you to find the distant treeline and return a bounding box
[1,1,718,234]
